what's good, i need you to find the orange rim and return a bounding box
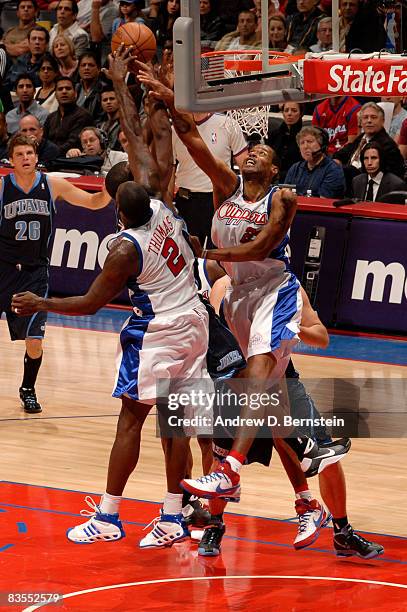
[201,50,304,73]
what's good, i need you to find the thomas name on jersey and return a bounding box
[4,199,50,219]
[147,214,174,255]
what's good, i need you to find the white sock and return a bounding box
[295,489,313,502]
[225,455,243,474]
[163,492,183,515]
[100,492,122,515]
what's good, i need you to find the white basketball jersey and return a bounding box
[120,200,200,316]
[211,179,290,285]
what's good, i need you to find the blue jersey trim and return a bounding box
[120,231,143,277]
[10,171,42,193]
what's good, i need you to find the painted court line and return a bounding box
[23,575,407,611]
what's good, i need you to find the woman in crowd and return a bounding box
[112,0,146,35]
[200,0,225,52]
[35,53,60,113]
[75,51,105,123]
[52,34,78,81]
[268,13,288,51]
[266,101,303,181]
[146,0,180,52]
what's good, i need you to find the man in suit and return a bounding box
[333,102,405,195]
[352,141,407,203]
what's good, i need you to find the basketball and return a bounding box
[111,22,157,64]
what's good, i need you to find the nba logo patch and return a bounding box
[211,132,217,144]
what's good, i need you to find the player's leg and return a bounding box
[67,396,152,544]
[141,304,211,548]
[288,376,383,558]
[19,337,44,413]
[6,265,48,413]
[274,439,331,550]
[319,462,384,559]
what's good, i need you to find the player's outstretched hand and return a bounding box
[104,43,132,82]
[12,292,44,316]
[134,60,174,105]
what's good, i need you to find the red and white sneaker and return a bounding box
[294,498,331,550]
[181,462,240,501]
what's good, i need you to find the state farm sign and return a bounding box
[303,57,407,96]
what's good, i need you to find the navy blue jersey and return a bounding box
[0,172,55,266]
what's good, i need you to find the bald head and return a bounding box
[19,114,43,144]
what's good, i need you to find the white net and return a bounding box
[201,50,281,140]
[226,106,271,140]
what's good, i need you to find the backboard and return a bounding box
[173,0,334,112]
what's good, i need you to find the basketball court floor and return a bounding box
[1,308,406,610]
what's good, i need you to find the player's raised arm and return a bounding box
[135,62,238,209]
[106,46,161,197]
[200,188,297,262]
[12,238,137,317]
[49,177,111,210]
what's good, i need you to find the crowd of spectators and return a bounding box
[0,0,405,205]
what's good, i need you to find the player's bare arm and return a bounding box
[108,46,161,196]
[202,188,297,262]
[12,239,138,316]
[298,287,329,348]
[49,177,111,210]
[135,62,238,208]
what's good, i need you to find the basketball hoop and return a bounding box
[201,50,304,139]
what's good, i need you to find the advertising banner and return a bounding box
[303,55,407,96]
[336,219,407,332]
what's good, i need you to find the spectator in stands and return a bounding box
[65,125,127,175]
[52,34,78,80]
[49,0,90,56]
[286,0,324,52]
[252,0,278,33]
[6,74,49,135]
[145,0,180,52]
[333,102,405,180]
[381,96,407,143]
[75,51,105,124]
[0,110,9,159]
[352,142,407,201]
[2,0,38,60]
[309,16,332,52]
[98,87,121,150]
[285,125,345,198]
[43,76,94,154]
[112,0,145,35]
[66,125,104,157]
[268,13,288,51]
[200,0,225,52]
[102,129,128,174]
[173,112,248,246]
[399,118,407,160]
[312,96,360,155]
[34,53,60,113]
[339,0,386,53]
[265,101,303,181]
[215,10,260,51]
[78,0,118,36]
[88,0,119,65]
[5,26,49,91]
[19,114,60,166]
[216,0,253,33]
